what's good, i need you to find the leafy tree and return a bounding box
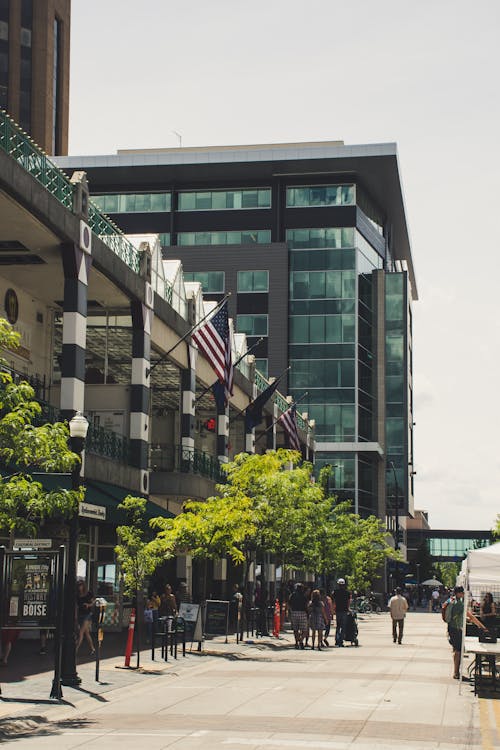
[0,318,82,535]
[115,495,173,666]
[327,503,400,592]
[433,561,460,589]
[494,516,500,540]
[152,490,257,600]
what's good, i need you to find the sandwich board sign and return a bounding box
[178,601,203,649]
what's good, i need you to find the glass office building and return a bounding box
[56,140,417,523]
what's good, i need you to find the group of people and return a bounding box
[288,579,352,650]
[143,581,190,642]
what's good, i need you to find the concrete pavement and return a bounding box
[0,611,497,748]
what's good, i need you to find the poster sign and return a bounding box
[204,599,229,637]
[178,602,203,644]
[2,553,56,628]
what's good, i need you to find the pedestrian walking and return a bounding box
[76,580,95,655]
[442,585,488,679]
[388,587,408,644]
[320,588,333,646]
[308,589,329,651]
[333,578,351,647]
[288,583,308,649]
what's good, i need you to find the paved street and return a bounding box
[0,612,497,749]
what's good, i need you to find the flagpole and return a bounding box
[147,293,231,377]
[193,337,264,406]
[228,366,290,426]
[254,391,309,445]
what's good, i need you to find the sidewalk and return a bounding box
[0,612,497,748]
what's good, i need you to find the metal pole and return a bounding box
[61,435,84,686]
[50,546,66,699]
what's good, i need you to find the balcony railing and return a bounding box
[150,444,225,482]
[0,109,74,207]
[85,424,131,464]
[1,365,48,403]
[0,108,173,303]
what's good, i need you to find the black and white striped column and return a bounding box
[245,380,257,454]
[181,344,197,454]
[217,402,229,463]
[266,403,278,451]
[60,242,92,419]
[130,296,152,494]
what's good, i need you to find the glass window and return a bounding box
[91,193,171,213]
[237,315,268,336]
[178,189,271,211]
[237,270,269,292]
[287,227,355,249]
[176,230,270,246]
[286,184,355,207]
[183,271,224,293]
[255,358,268,377]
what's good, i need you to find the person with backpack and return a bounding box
[441,585,488,679]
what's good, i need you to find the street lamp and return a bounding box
[61,411,89,686]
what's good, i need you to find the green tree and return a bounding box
[152,489,257,600]
[328,503,399,592]
[0,318,82,535]
[493,516,500,540]
[115,495,173,666]
[433,561,460,588]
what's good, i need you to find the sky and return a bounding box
[69,0,500,530]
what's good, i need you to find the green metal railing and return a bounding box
[0,109,74,207]
[0,108,174,300]
[87,202,141,274]
[150,444,225,482]
[86,424,131,464]
[254,369,268,393]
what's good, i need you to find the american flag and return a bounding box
[279,402,300,452]
[192,301,233,403]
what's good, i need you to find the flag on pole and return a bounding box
[279,403,300,451]
[245,375,283,432]
[192,301,233,403]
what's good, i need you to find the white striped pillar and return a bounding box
[130,295,152,494]
[181,344,197,457]
[245,381,257,454]
[60,243,92,420]
[217,402,229,463]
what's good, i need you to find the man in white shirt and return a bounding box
[389,587,409,644]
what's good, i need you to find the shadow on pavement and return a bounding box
[0,630,129,684]
[0,715,95,742]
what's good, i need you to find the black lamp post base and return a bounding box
[60,672,82,687]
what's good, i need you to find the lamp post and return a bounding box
[61,411,89,687]
[386,460,400,588]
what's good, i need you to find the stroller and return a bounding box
[344,610,359,646]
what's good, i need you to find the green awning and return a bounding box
[24,472,174,525]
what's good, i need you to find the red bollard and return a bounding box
[273,599,280,638]
[124,608,136,667]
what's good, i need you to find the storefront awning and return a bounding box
[27,473,175,525]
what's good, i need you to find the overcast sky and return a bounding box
[69,0,500,530]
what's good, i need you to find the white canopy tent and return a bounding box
[463,542,500,598]
[459,542,500,692]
